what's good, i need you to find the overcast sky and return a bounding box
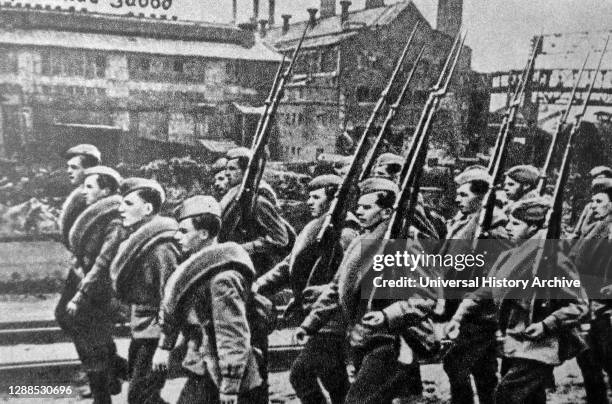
[187,0,612,73]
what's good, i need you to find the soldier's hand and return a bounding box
[219,393,238,404]
[600,284,612,296]
[152,348,170,372]
[65,301,78,316]
[293,327,310,345]
[524,322,545,339]
[361,311,386,328]
[346,363,357,383]
[251,282,261,294]
[445,320,461,340]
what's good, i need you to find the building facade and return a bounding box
[0,7,281,164]
[264,0,487,162]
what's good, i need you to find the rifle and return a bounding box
[472,36,542,246]
[315,23,422,244]
[529,35,609,322]
[358,23,423,181]
[536,51,590,195]
[386,31,467,239]
[250,53,287,148]
[227,23,309,230]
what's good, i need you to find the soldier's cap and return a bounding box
[226,147,253,161]
[464,164,487,171]
[358,177,399,196]
[592,177,612,194]
[83,166,122,185]
[589,166,612,179]
[212,158,228,174]
[175,195,221,221]
[333,155,352,169]
[454,167,492,186]
[119,177,166,205]
[65,144,101,163]
[374,153,404,167]
[505,165,540,186]
[509,197,551,223]
[308,174,342,191]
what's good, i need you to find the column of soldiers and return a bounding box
[54,143,612,404]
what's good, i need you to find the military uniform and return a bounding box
[571,167,612,239]
[219,184,290,275]
[372,153,442,240]
[253,175,353,404]
[571,178,612,404]
[159,242,266,404]
[111,208,179,404]
[300,179,438,404]
[453,200,588,404]
[440,168,511,404]
[301,218,437,404]
[55,192,124,403]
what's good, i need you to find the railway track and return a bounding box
[0,317,452,388]
[0,318,303,387]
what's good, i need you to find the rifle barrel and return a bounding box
[472,36,541,246]
[316,23,421,243]
[536,51,590,195]
[352,21,420,184]
[398,30,463,188]
[386,31,466,239]
[251,54,287,148]
[528,34,609,322]
[359,45,426,182]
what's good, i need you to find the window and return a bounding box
[95,55,106,78]
[173,59,184,73]
[40,50,51,76]
[140,57,151,71]
[320,46,337,73]
[316,147,324,156]
[291,146,296,155]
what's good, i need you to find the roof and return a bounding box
[276,32,358,51]
[267,1,429,49]
[0,8,251,46]
[198,139,239,154]
[0,28,282,61]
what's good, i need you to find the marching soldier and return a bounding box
[55,166,125,403]
[447,197,588,404]
[218,147,291,275]
[371,152,443,239]
[503,165,540,202]
[110,178,179,404]
[571,166,612,239]
[253,174,354,404]
[296,178,438,404]
[441,166,510,404]
[155,196,267,404]
[372,152,404,183]
[571,177,612,404]
[59,144,101,247]
[212,158,230,200]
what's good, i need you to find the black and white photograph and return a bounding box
[0,0,612,403]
